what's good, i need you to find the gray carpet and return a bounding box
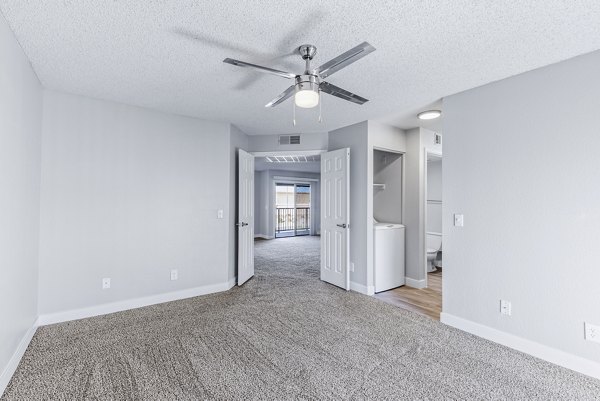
[3,236,600,400]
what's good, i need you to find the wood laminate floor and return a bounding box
[374,270,442,320]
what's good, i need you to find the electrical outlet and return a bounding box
[500,299,512,316]
[350,262,355,272]
[170,269,178,281]
[454,214,464,227]
[102,278,111,289]
[585,322,600,343]
[217,209,224,219]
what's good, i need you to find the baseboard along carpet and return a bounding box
[3,236,599,399]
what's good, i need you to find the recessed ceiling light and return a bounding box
[417,110,442,120]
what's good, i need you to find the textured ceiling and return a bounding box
[2,1,600,135]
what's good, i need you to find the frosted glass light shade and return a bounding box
[295,89,319,108]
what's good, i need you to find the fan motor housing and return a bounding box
[295,74,320,93]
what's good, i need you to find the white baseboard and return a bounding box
[350,281,375,296]
[0,320,38,397]
[254,234,273,239]
[38,280,234,326]
[405,277,426,289]
[440,312,600,380]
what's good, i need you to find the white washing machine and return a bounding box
[374,223,405,293]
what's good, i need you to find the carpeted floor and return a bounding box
[3,236,600,400]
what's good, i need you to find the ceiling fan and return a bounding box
[223,42,375,109]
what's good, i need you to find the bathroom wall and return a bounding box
[426,159,442,234]
[443,49,600,368]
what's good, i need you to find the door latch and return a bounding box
[236,222,248,227]
[336,223,347,229]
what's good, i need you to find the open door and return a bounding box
[320,148,350,290]
[237,149,254,285]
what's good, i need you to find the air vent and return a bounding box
[434,133,442,145]
[279,135,301,145]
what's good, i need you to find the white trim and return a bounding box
[254,234,273,239]
[350,281,375,296]
[405,277,426,289]
[0,320,38,397]
[440,312,600,380]
[38,281,234,326]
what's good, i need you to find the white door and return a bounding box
[238,149,254,285]
[321,148,350,290]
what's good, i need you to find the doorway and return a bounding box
[275,183,311,238]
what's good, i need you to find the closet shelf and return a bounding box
[373,183,386,190]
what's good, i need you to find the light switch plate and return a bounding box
[500,299,512,316]
[585,322,600,343]
[454,214,464,227]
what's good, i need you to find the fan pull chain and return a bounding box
[293,101,296,126]
[318,91,323,123]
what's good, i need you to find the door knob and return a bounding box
[336,223,347,229]
[236,222,248,227]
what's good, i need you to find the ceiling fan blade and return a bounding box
[319,82,368,105]
[265,85,296,107]
[314,42,375,79]
[223,58,296,79]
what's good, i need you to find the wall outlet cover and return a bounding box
[170,269,178,281]
[102,278,111,289]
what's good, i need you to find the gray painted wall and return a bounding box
[443,50,600,362]
[0,13,43,381]
[38,91,234,314]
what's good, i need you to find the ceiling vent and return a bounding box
[279,135,301,145]
[434,133,442,145]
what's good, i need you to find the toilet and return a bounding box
[426,233,442,272]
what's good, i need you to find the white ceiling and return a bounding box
[2,1,600,135]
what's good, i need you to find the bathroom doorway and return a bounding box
[424,151,442,292]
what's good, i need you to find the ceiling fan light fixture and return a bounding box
[417,110,442,120]
[295,88,319,108]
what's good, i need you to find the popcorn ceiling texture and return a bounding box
[2,1,600,135]
[2,237,600,400]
